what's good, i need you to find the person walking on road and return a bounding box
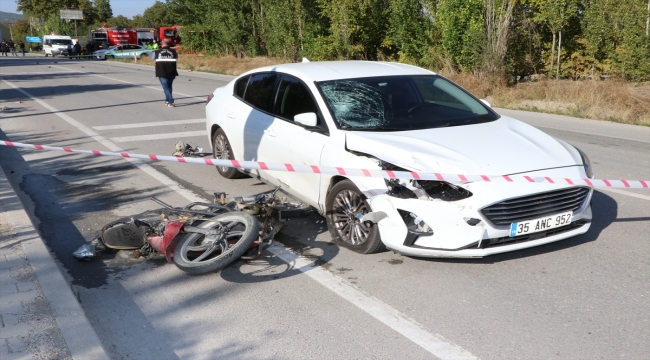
[19,41,25,56]
[8,40,17,56]
[152,38,179,107]
[1,40,7,56]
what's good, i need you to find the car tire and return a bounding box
[212,128,243,179]
[326,180,386,254]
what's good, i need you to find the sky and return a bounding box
[3,0,156,18]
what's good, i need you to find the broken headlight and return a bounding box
[379,160,472,201]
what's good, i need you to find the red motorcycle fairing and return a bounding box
[147,222,185,263]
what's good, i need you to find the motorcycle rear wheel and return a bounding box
[173,212,259,275]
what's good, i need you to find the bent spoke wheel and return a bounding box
[326,180,386,254]
[212,128,243,179]
[173,212,259,275]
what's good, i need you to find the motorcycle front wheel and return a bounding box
[173,212,259,275]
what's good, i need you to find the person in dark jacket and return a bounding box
[1,40,7,56]
[8,40,17,56]
[19,41,25,56]
[74,42,81,59]
[86,41,94,57]
[152,39,179,107]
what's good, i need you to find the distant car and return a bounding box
[93,44,152,60]
[205,61,595,258]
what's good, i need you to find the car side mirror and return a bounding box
[480,99,492,107]
[294,112,318,127]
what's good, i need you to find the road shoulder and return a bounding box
[0,164,109,360]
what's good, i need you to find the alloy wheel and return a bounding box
[331,190,370,246]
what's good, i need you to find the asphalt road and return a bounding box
[1,56,649,359]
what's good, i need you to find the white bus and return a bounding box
[43,35,73,57]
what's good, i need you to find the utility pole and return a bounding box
[8,23,13,40]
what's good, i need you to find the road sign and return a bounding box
[60,10,83,20]
[26,36,41,43]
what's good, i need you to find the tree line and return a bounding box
[172,0,650,82]
[11,0,650,81]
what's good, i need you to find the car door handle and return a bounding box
[226,111,236,119]
[264,129,277,137]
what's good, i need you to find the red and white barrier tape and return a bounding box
[1,140,648,189]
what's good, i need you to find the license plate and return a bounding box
[509,211,572,237]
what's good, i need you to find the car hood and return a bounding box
[345,116,581,175]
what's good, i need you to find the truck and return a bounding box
[42,35,73,57]
[88,27,137,49]
[134,26,182,47]
[158,26,182,47]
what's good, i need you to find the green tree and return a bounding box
[316,0,389,60]
[531,0,579,78]
[140,1,172,28]
[386,0,429,64]
[94,0,113,23]
[437,0,485,73]
[42,13,73,35]
[105,15,130,28]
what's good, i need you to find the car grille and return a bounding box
[481,187,591,227]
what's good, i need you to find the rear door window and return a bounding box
[234,75,250,99]
[243,73,279,113]
[273,76,319,122]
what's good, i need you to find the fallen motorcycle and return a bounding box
[75,189,310,275]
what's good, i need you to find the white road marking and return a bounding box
[270,244,477,359]
[51,65,206,101]
[111,131,205,143]
[1,77,477,359]
[598,188,650,201]
[0,78,204,205]
[93,119,205,130]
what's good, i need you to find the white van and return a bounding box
[43,35,73,57]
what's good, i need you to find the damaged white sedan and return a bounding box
[205,61,593,258]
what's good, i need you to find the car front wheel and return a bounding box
[326,180,386,254]
[212,128,242,179]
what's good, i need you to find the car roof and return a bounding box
[241,61,436,82]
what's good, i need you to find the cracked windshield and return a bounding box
[318,75,499,131]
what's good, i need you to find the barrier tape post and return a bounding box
[1,140,648,189]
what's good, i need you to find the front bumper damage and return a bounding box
[360,168,593,258]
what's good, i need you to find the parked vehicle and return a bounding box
[42,35,73,57]
[93,44,152,60]
[89,27,137,49]
[205,61,595,258]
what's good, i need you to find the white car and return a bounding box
[205,61,594,258]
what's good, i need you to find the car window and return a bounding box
[317,75,498,131]
[234,75,250,99]
[273,76,319,122]
[243,73,279,113]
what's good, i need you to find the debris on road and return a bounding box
[172,141,202,157]
[73,244,96,260]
